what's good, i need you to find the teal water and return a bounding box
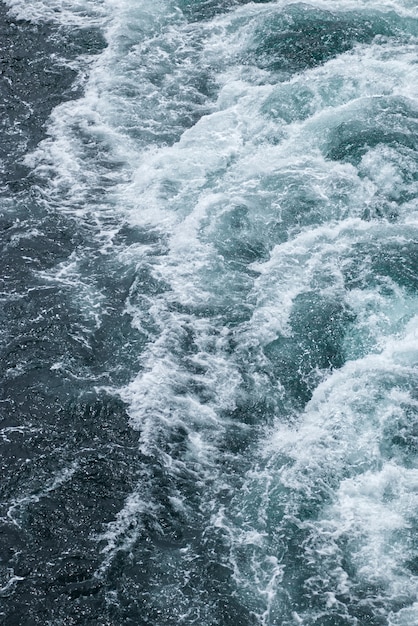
[1,0,418,624]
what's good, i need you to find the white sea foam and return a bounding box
[4,0,107,25]
[15,0,418,620]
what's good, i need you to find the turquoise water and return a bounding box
[1,0,418,623]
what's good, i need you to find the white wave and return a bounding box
[13,0,418,619]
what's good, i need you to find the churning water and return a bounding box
[1,0,418,624]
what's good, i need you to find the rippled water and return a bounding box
[1,0,418,624]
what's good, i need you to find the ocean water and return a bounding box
[1,0,418,624]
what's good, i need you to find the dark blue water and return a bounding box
[1,0,418,624]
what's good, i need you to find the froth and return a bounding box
[15,0,418,621]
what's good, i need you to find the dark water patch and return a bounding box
[219,237,269,268]
[262,82,316,124]
[0,209,83,285]
[0,32,146,614]
[328,123,418,165]
[0,1,106,191]
[112,223,168,248]
[0,209,148,622]
[0,282,96,389]
[0,392,141,625]
[326,99,418,168]
[102,537,260,626]
[178,0,242,22]
[250,6,417,74]
[88,309,146,385]
[343,238,418,293]
[166,295,255,328]
[264,292,354,406]
[380,402,418,466]
[362,199,400,222]
[213,204,271,267]
[223,395,279,429]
